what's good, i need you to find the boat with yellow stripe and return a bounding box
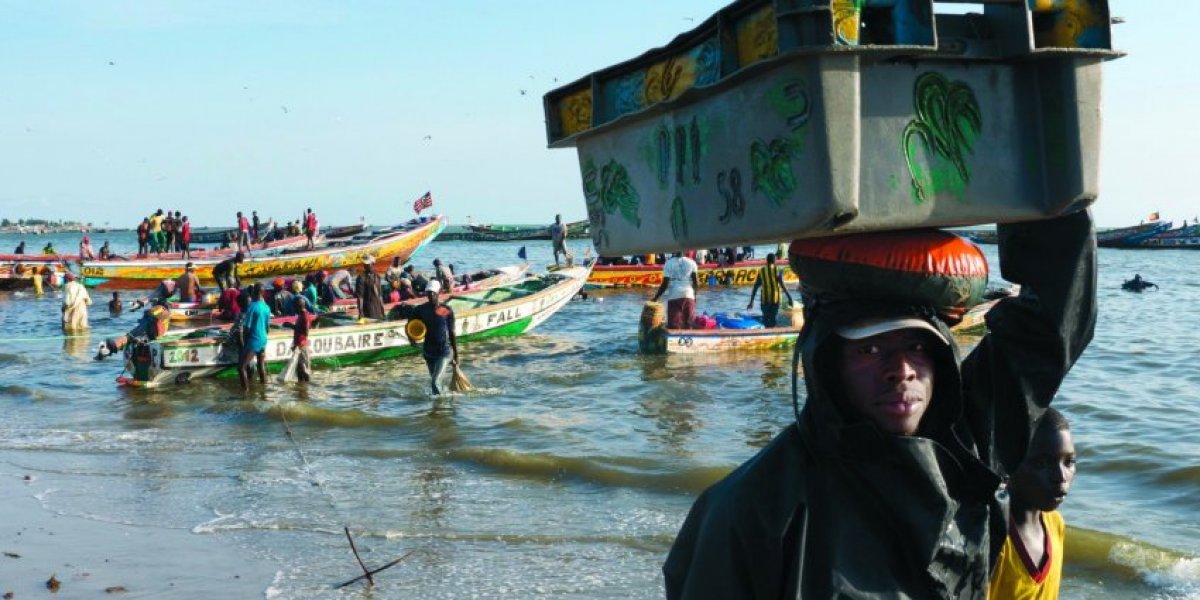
[554,258,796,288]
[78,216,446,290]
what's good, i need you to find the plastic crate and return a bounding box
[544,0,1122,254]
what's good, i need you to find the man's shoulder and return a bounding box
[698,426,809,522]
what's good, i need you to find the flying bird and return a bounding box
[281,105,289,114]
[519,89,527,95]
[108,60,115,66]
[423,135,432,140]
[683,17,695,22]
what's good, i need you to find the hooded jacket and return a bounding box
[663,211,1096,599]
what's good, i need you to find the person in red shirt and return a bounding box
[304,208,319,250]
[236,211,251,254]
[136,218,150,256]
[291,298,312,382]
[180,216,192,260]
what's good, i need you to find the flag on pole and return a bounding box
[517,246,527,261]
[413,191,433,214]
[1147,211,1160,222]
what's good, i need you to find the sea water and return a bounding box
[0,230,1196,598]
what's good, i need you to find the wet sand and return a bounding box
[0,474,279,598]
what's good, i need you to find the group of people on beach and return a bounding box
[125,208,321,259]
[133,254,464,393]
[135,209,193,258]
[650,247,793,331]
[36,201,1096,598]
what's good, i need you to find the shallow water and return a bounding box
[0,231,1197,598]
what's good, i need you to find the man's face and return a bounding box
[1011,427,1076,512]
[837,328,937,436]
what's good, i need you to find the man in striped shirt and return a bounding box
[746,252,793,327]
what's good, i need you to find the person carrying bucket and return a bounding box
[394,279,457,395]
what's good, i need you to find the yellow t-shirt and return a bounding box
[149,214,163,233]
[988,510,1065,599]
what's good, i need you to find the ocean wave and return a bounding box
[1070,526,1200,597]
[447,447,730,493]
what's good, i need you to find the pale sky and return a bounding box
[0,1,1191,229]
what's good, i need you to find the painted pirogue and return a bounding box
[0,234,311,291]
[162,265,530,322]
[0,255,71,290]
[639,297,1000,355]
[78,216,446,290]
[116,265,589,388]
[553,258,796,288]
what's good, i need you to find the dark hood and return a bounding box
[792,297,975,464]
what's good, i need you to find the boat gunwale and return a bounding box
[154,267,587,350]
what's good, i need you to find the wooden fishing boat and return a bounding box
[163,265,531,322]
[660,317,805,354]
[189,223,363,245]
[971,222,1177,248]
[642,298,999,355]
[1133,223,1200,249]
[555,258,796,288]
[188,224,267,245]
[78,216,446,290]
[0,255,71,290]
[438,220,589,242]
[1096,221,1173,248]
[115,265,588,388]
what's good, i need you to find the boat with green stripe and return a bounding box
[116,266,589,388]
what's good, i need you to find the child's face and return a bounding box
[1012,428,1077,512]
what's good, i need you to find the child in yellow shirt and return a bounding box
[989,407,1077,599]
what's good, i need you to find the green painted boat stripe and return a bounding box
[211,315,534,379]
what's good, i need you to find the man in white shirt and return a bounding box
[61,273,92,332]
[652,252,700,329]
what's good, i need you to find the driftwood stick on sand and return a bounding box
[343,527,374,586]
[333,550,415,590]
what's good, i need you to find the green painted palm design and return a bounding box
[902,72,982,204]
[582,157,641,231]
[750,137,798,206]
[670,196,688,242]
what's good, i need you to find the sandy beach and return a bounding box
[1,473,278,598]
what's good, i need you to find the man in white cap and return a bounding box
[395,278,458,395]
[664,211,1098,598]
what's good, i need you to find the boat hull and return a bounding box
[664,325,804,354]
[575,259,796,288]
[118,266,587,388]
[648,298,998,354]
[81,218,445,290]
